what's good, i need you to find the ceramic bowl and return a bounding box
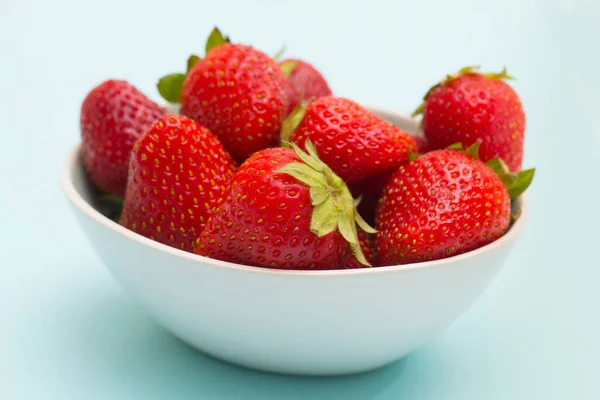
[61,107,528,376]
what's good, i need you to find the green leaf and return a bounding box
[446,142,464,151]
[486,157,510,175]
[408,148,419,162]
[465,141,481,160]
[499,173,517,188]
[355,212,377,234]
[282,136,372,267]
[411,102,425,117]
[157,73,186,103]
[310,198,339,237]
[338,209,358,245]
[304,139,331,172]
[276,162,327,187]
[483,66,515,81]
[187,54,201,72]
[507,168,535,199]
[350,241,371,267]
[288,141,323,172]
[280,101,308,143]
[459,65,480,74]
[280,60,298,78]
[273,46,286,61]
[310,186,329,206]
[205,27,230,54]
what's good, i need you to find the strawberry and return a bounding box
[280,59,332,112]
[181,42,290,162]
[282,96,416,187]
[195,140,375,270]
[344,231,379,269]
[157,28,290,162]
[119,114,236,252]
[375,144,534,265]
[80,80,165,195]
[413,66,525,172]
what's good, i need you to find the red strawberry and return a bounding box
[195,140,375,270]
[80,80,166,195]
[175,39,290,162]
[375,145,534,265]
[413,66,525,172]
[282,96,416,187]
[344,231,379,269]
[280,59,332,112]
[119,114,236,252]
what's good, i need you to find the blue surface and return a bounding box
[1,0,599,398]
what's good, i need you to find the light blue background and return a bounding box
[1,0,598,398]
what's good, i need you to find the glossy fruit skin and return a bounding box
[284,59,332,111]
[422,73,525,171]
[344,231,379,269]
[195,147,351,270]
[290,97,416,187]
[376,150,510,265]
[181,43,290,162]
[120,115,236,252]
[81,80,166,195]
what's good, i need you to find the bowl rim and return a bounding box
[61,107,529,277]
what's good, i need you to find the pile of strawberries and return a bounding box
[80,28,534,270]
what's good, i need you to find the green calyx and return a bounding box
[412,66,515,117]
[279,59,298,78]
[205,27,230,54]
[280,100,310,145]
[157,27,231,104]
[446,141,535,200]
[271,47,298,76]
[407,148,419,162]
[276,139,376,267]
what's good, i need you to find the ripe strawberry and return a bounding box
[195,140,375,270]
[282,96,416,187]
[413,66,525,172]
[180,43,290,162]
[119,114,236,252]
[80,80,165,195]
[280,59,332,112]
[344,231,379,269]
[375,145,534,265]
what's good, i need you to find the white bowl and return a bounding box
[61,107,528,376]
